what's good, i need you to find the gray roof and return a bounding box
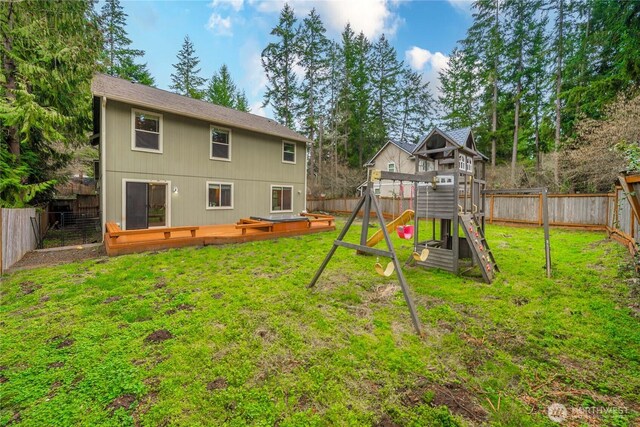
[442,126,472,147]
[364,140,418,166]
[92,73,310,144]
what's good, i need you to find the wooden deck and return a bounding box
[104,213,335,256]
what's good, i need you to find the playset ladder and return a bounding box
[459,213,499,283]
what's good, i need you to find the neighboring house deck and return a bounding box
[92,73,315,233]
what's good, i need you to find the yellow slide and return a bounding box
[366,209,415,247]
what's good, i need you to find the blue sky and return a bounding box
[117,0,474,117]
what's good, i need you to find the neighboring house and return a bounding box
[91,73,309,232]
[359,127,476,198]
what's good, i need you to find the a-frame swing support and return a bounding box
[308,179,424,337]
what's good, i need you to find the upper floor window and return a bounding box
[211,126,231,161]
[206,181,233,209]
[388,162,396,172]
[282,141,296,164]
[466,157,473,172]
[271,185,293,212]
[132,109,162,153]
[459,154,466,170]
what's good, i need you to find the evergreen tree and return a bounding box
[467,0,503,165]
[170,35,205,99]
[235,90,250,113]
[369,34,403,144]
[438,47,478,130]
[206,64,236,108]
[503,0,538,183]
[262,3,299,128]
[398,68,434,144]
[297,8,330,182]
[205,65,249,112]
[0,0,102,205]
[99,0,154,85]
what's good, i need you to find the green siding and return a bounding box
[104,100,306,227]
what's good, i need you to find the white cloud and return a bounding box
[209,0,244,12]
[206,13,233,36]
[254,0,402,39]
[405,46,449,97]
[249,101,267,117]
[447,0,473,15]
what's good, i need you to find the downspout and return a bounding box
[304,141,308,213]
[100,96,107,239]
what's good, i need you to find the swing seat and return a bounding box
[396,225,414,239]
[375,261,395,277]
[412,248,429,262]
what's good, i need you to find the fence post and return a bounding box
[538,193,543,226]
[490,195,494,224]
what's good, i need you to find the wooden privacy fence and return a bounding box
[1,208,38,274]
[308,190,637,252]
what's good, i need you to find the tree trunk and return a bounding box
[554,0,564,186]
[3,0,19,157]
[491,0,499,167]
[511,60,522,185]
[318,118,323,188]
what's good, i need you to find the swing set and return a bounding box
[309,169,438,336]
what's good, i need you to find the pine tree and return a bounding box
[398,68,434,144]
[297,8,330,183]
[438,46,478,130]
[369,34,403,144]
[503,0,538,183]
[467,0,503,166]
[262,3,299,128]
[0,0,102,204]
[235,90,250,113]
[170,35,205,99]
[205,65,249,112]
[99,0,154,85]
[205,64,237,108]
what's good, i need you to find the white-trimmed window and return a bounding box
[459,154,466,170]
[388,162,396,172]
[206,181,233,209]
[282,141,296,163]
[132,109,162,153]
[271,185,293,212]
[210,126,231,161]
[466,157,473,172]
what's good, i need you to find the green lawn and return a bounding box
[1,221,639,426]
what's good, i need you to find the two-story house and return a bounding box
[91,73,310,232]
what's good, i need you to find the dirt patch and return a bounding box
[6,412,21,425]
[154,279,167,289]
[207,377,228,391]
[295,393,313,411]
[165,304,194,315]
[144,330,173,344]
[104,296,122,304]
[107,394,137,413]
[48,380,63,397]
[212,292,223,299]
[399,378,487,422]
[9,245,105,271]
[374,414,400,427]
[19,281,41,295]
[0,375,8,384]
[48,361,65,369]
[56,338,75,349]
[366,284,400,303]
[431,383,487,422]
[132,390,159,426]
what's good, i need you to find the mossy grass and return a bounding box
[1,221,638,426]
